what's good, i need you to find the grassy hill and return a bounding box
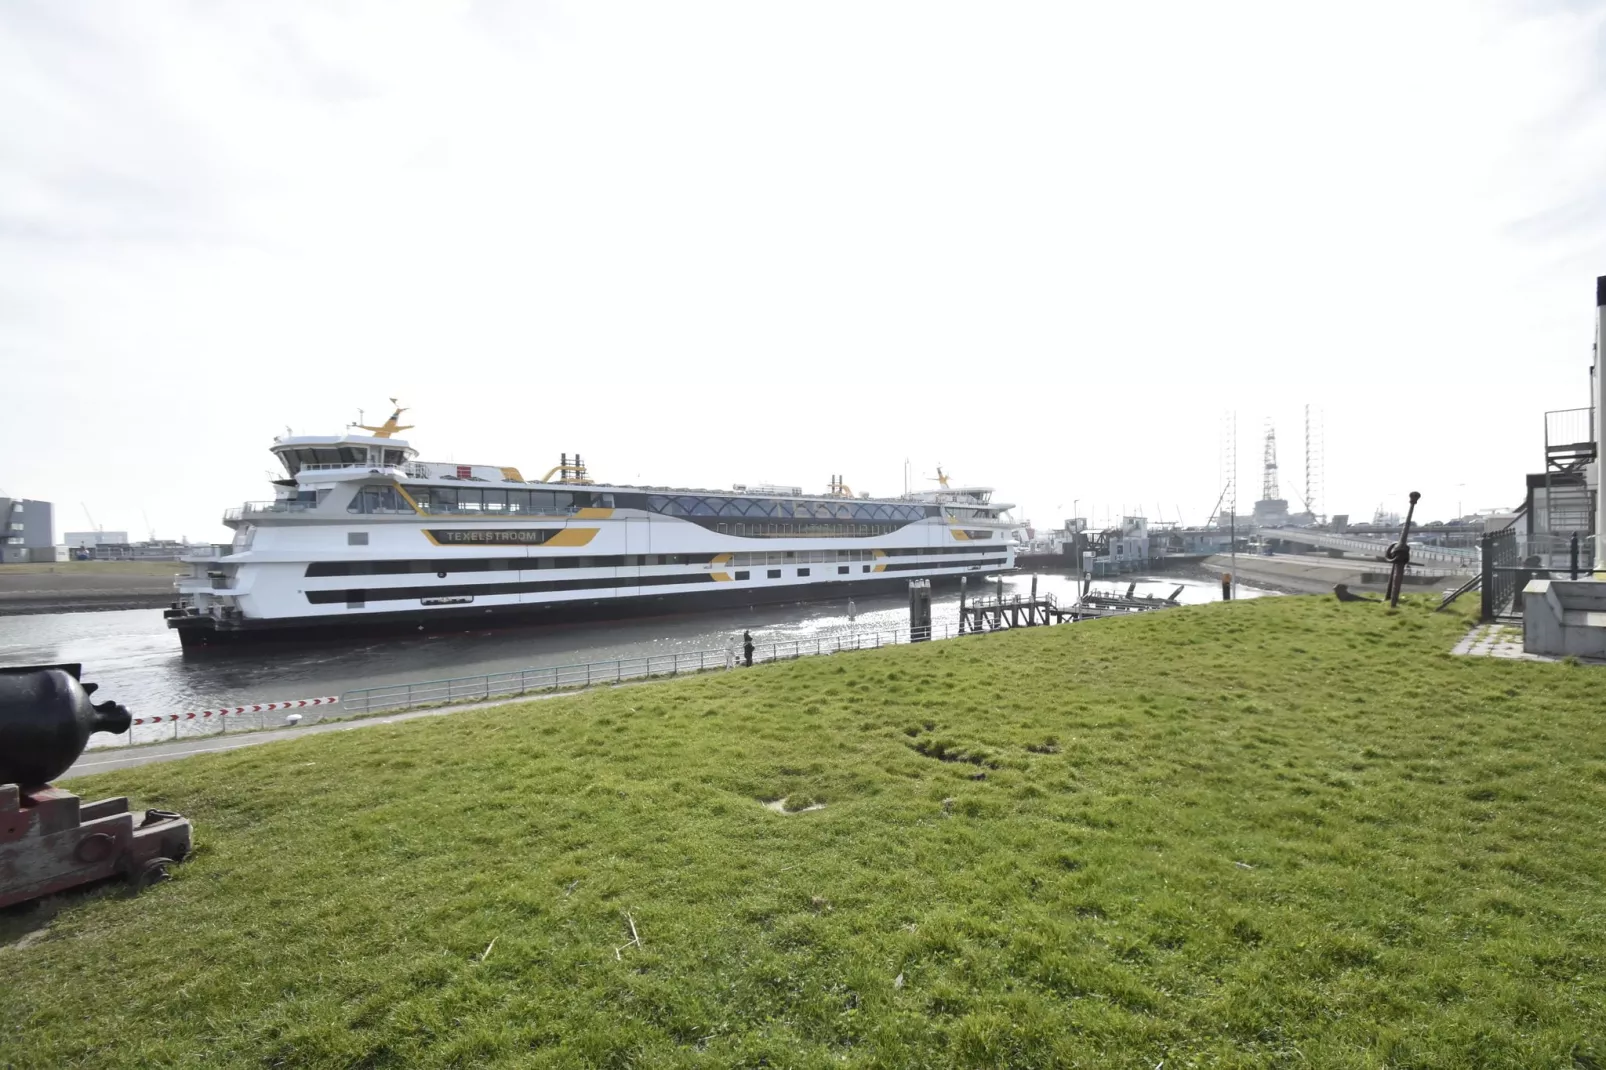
[4,596,1604,1069]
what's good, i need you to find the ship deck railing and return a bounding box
[225,501,321,521]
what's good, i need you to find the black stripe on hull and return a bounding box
[169,569,1012,653]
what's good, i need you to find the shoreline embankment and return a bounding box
[0,563,179,616]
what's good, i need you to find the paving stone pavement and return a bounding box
[1451,622,1556,661]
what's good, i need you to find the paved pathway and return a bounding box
[62,694,554,780]
[1451,622,1555,661]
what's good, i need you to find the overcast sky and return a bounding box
[3,1,1603,541]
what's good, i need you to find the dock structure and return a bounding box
[955,576,1185,633]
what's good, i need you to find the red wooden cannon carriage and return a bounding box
[0,664,191,908]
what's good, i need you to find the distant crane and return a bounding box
[1261,424,1280,502]
[80,503,102,533]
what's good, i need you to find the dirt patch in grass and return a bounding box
[763,796,827,815]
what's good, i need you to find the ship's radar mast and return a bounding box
[353,398,414,439]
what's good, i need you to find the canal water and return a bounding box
[0,571,1265,747]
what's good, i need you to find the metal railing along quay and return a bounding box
[1258,527,1479,569]
[339,625,967,715]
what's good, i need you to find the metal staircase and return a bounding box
[1538,407,1596,537]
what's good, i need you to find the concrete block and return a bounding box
[1524,579,1606,658]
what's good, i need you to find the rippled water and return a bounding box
[0,570,1264,746]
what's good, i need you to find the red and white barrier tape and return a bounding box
[130,697,339,726]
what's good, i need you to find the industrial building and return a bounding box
[63,530,130,549]
[0,497,55,564]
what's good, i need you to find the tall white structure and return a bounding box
[1597,276,1606,572]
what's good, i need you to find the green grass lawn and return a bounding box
[4,597,1604,1069]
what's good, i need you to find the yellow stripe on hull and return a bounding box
[544,528,600,547]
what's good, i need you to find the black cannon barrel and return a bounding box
[0,664,132,787]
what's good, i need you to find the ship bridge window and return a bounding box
[276,445,369,475]
[382,449,407,466]
[348,485,411,514]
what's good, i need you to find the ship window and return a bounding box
[798,567,810,577]
[838,565,849,574]
[420,487,456,512]
[503,489,530,513]
[348,485,410,514]
[862,564,871,572]
[348,532,368,546]
[553,492,575,513]
[382,449,405,466]
[767,569,781,579]
[734,570,749,580]
[691,498,717,516]
[570,492,593,509]
[457,488,484,512]
[482,489,508,513]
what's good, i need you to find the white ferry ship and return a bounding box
[167,404,1017,648]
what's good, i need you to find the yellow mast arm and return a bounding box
[355,398,413,439]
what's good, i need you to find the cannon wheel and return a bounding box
[130,857,176,893]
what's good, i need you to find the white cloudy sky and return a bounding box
[2,0,1603,541]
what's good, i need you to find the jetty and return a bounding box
[956,575,1184,632]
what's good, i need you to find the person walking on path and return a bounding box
[743,630,755,668]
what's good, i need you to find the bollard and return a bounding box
[1221,573,1232,601]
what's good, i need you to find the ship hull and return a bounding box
[168,568,1011,651]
